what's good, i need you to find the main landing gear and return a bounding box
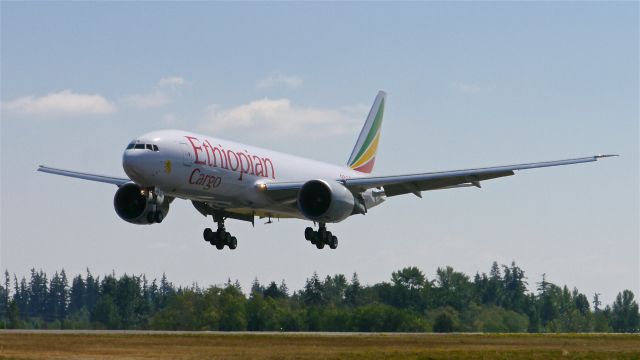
[203,215,237,250]
[304,223,338,250]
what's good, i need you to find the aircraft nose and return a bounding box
[122,147,154,184]
[122,139,164,185]
[123,150,144,179]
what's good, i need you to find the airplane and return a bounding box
[38,91,616,250]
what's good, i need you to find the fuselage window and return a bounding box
[134,144,145,149]
[153,145,159,152]
[146,144,153,151]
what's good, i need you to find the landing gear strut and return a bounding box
[203,214,237,250]
[305,223,338,250]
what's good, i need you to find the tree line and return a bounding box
[0,262,638,332]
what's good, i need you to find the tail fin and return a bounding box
[347,91,386,173]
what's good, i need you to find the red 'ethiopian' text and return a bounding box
[185,136,276,181]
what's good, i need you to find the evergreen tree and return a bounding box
[158,273,174,309]
[486,261,503,305]
[91,295,120,329]
[592,293,602,313]
[46,270,69,322]
[611,290,639,333]
[278,280,289,298]
[13,275,29,319]
[573,289,590,316]
[85,270,99,311]
[250,278,264,297]
[218,282,247,331]
[28,269,48,319]
[147,278,159,313]
[302,272,325,306]
[7,300,20,329]
[0,278,7,320]
[345,273,363,307]
[323,274,348,306]
[2,270,10,319]
[537,274,558,328]
[264,281,287,299]
[502,262,527,312]
[115,274,143,329]
[69,275,86,314]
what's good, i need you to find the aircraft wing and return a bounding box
[38,165,130,186]
[262,155,617,199]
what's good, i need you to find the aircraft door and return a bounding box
[180,143,193,166]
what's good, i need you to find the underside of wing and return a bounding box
[381,170,514,197]
[345,155,614,197]
[259,155,616,199]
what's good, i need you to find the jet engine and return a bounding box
[113,182,169,224]
[297,180,362,223]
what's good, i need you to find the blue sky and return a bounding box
[1,2,638,305]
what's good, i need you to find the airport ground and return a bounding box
[0,331,639,359]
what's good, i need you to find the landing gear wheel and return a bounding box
[154,211,164,223]
[318,228,326,241]
[206,213,239,250]
[329,236,338,249]
[325,231,333,244]
[308,223,338,250]
[204,228,213,242]
[304,227,314,241]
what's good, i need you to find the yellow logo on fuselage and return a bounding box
[164,160,172,174]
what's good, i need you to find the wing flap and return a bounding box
[382,170,514,197]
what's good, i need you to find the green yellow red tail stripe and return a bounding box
[347,91,386,173]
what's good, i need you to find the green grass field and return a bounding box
[1,331,639,359]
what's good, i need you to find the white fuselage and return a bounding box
[122,130,381,220]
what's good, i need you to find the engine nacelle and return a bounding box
[113,183,169,224]
[297,180,356,223]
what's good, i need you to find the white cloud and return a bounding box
[256,72,304,89]
[122,76,187,109]
[202,98,367,138]
[450,81,482,94]
[2,90,117,118]
[123,91,169,109]
[158,76,186,88]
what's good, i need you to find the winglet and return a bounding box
[595,154,619,159]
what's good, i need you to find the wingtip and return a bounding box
[595,154,619,159]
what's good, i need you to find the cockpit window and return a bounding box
[128,142,158,151]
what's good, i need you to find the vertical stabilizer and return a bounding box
[347,91,386,173]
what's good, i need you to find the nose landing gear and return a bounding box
[305,223,338,250]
